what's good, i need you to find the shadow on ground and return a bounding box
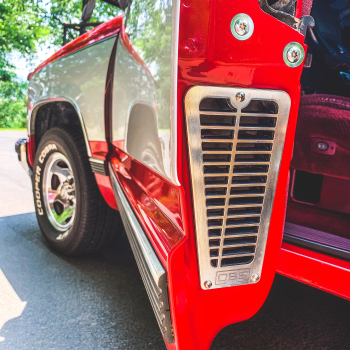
[1,213,350,349]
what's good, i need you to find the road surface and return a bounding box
[1,131,350,349]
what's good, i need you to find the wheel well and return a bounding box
[125,103,165,172]
[126,103,158,155]
[34,101,83,151]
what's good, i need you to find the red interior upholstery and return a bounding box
[287,94,350,239]
[286,201,350,239]
[291,94,350,180]
[302,0,313,16]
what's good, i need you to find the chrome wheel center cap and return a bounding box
[42,152,76,232]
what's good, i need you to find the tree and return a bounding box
[0,0,120,128]
[0,0,48,128]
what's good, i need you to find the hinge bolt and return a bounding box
[204,280,212,289]
[286,46,301,64]
[283,42,305,68]
[230,14,254,41]
[234,18,249,36]
[251,273,260,282]
[235,92,245,102]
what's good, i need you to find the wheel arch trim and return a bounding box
[28,96,92,157]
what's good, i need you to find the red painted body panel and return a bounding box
[102,1,313,348]
[94,173,118,209]
[89,140,109,160]
[27,135,35,168]
[277,243,350,300]
[295,0,303,18]
[110,148,185,269]
[89,141,118,210]
[27,15,124,80]
[163,0,307,347]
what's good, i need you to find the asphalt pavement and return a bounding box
[1,130,350,350]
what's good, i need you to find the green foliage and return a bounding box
[0,80,28,128]
[127,0,173,129]
[0,0,121,129]
[49,1,121,46]
[0,0,47,129]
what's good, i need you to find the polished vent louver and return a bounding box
[185,86,291,290]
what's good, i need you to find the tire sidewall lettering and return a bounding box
[39,143,57,164]
[34,143,57,216]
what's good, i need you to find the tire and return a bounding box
[32,127,123,255]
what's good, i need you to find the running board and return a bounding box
[109,165,174,344]
[283,222,350,261]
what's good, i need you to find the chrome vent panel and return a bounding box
[185,86,291,290]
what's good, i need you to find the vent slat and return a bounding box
[228,196,264,206]
[235,154,271,163]
[221,256,254,267]
[224,223,261,228]
[240,112,277,117]
[233,161,270,165]
[204,173,233,177]
[199,97,237,112]
[200,111,237,116]
[223,246,256,255]
[225,226,259,236]
[206,183,264,188]
[226,217,260,226]
[200,114,236,126]
[231,175,267,184]
[231,172,269,176]
[227,207,262,216]
[241,99,278,114]
[226,213,261,218]
[229,193,265,198]
[240,115,277,128]
[201,126,236,130]
[236,140,273,144]
[204,162,232,166]
[222,252,255,257]
[235,150,272,154]
[238,126,275,131]
[202,139,236,143]
[238,130,275,140]
[223,243,257,248]
[223,233,258,238]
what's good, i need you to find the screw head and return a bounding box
[235,92,245,102]
[283,42,305,68]
[230,14,254,41]
[234,18,249,36]
[251,274,260,282]
[204,280,212,289]
[286,46,301,63]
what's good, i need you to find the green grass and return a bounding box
[0,128,27,131]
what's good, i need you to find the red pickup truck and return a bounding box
[15,0,350,348]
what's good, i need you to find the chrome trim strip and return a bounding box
[185,86,291,290]
[15,139,32,176]
[89,158,107,176]
[109,164,174,343]
[284,233,350,261]
[28,97,92,157]
[89,157,105,165]
[170,0,180,185]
